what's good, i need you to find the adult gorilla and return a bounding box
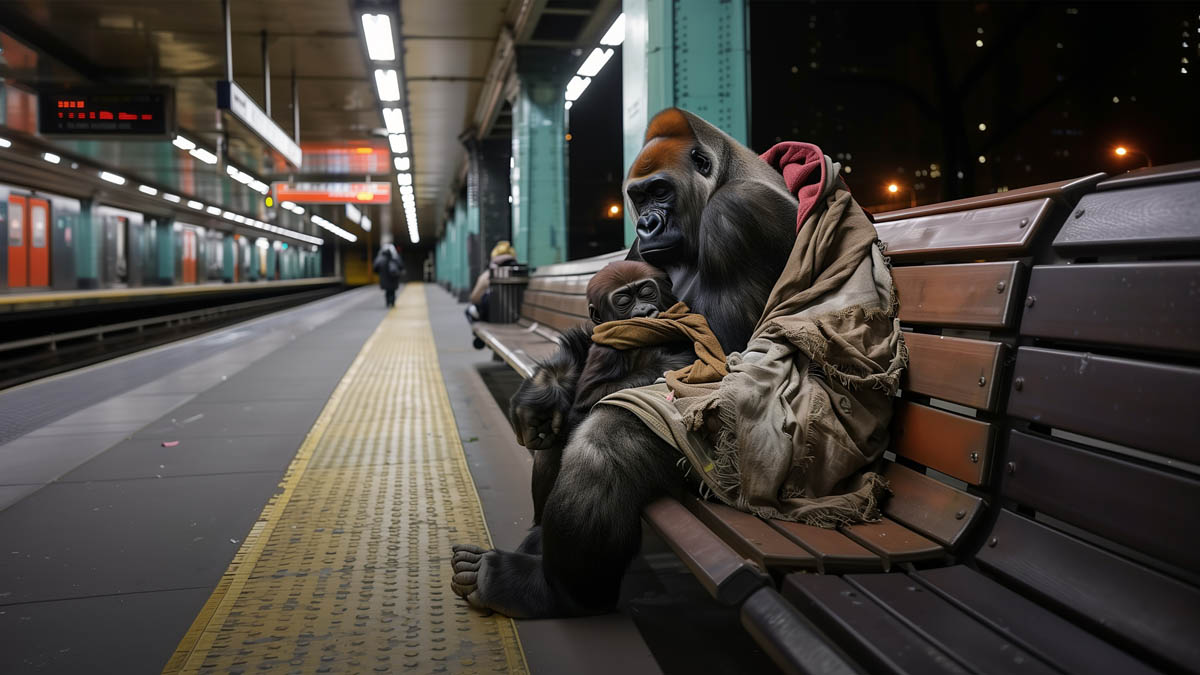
[451,109,799,618]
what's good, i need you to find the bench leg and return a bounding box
[451,407,683,618]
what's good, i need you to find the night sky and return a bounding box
[565,0,1200,251]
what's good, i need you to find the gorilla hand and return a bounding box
[508,382,568,450]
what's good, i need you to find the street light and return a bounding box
[1114,145,1153,167]
[886,182,916,208]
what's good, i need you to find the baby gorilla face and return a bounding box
[586,260,678,325]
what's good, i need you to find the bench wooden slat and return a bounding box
[849,573,1059,675]
[521,304,589,333]
[876,198,1053,262]
[872,173,1105,223]
[473,323,555,379]
[527,274,590,294]
[840,518,943,570]
[1008,346,1200,463]
[769,519,883,574]
[1020,261,1200,355]
[1003,430,1200,573]
[903,333,1004,411]
[916,566,1157,675]
[783,574,970,675]
[687,498,818,572]
[1094,160,1200,192]
[738,587,863,675]
[1054,179,1200,257]
[894,261,1022,329]
[892,401,992,486]
[522,289,589,316]
[881,463,982,550]
[976,510,1200,673]
[643,497,768,605]
[529,250,626,277]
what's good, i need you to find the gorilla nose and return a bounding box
[631,304,659,318]
[636,212,665,238]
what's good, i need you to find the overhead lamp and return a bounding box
[399,185,414,196]
[0,137,12,148]
[394,156,410,171]
[248,180,269,194]
[600,13,626,46]
[577,48,614,77]
[397,172,412,186]
[388,133,408,154]
[565,76,592,102]
[361,13,396,61]
[564,101,573,111]
[223,211,237,220]
[99,171,126,185]
[138,184,158,196]
[189,147,218,164]
[345,203,362,224]
[42,152,61,164]
[281,200,297,210]
[374,69,401,102]
[205,205,222,215]
[187,200,204,210]
[311,214,358,242]
[361,216,372,232]
[172,135,196,150]
[382,108,406,134]
[164,193,182,203]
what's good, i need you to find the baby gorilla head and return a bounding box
[586,261,678,325]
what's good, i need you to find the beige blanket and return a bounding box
[599,156,907,527]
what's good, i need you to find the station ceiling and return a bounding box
[0,0,616,246]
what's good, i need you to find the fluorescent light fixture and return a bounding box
[565,101,573,110]
[374,69,401,102]
[189,147,218,164]
[311,214,357,242]
[187,200,204,210]
[382,108,406,134]
[138,184,158,196]
[42,152,61,164]
[399,185,414,196]
[99,171,126,185]
[223,211,237,220]
[394,156,410,171]
[206,206,222,215]
[172,135,196,150]
[0,137,11,148]
[600,13,626,46]
[164,193,182,203]
[397,172,412,186]
[345,204,362,224]
[388,133,408,154]
[248,180,269,194]
[361,13,396,61]
[361,216,372,232]
[577,48,614,77]
[565,75,592,102]
[281,201,296,210]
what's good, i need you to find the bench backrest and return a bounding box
[972,162,1200,674]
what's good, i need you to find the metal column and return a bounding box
[511,47,570,269]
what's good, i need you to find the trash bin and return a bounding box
[489,264,529,323]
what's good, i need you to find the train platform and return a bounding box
[0,278,343,315]
[0,284,767,674]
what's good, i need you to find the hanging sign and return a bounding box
[217,81,303,169]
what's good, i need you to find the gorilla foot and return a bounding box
[449,544,583,619]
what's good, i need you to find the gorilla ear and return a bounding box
[588,303,601,324]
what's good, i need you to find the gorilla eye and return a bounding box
[690,148,711,177]
[638,284,657,299]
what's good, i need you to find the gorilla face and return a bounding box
[624,109,719,266]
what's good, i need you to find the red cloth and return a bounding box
[759,142,827,233]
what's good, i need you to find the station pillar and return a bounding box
[621,0,749,245]
[222,235,236,282]
[466,137,512,282]
[154,217,175,285]
[511,47,571,268]
[75,202,101,289]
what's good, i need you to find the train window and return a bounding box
[9,201,23,246]
[31,204,47,247]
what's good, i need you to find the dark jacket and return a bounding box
[373,245,405,290]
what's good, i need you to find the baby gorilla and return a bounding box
[509,260,698,525]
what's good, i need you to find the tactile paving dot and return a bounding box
[166,286,528,675]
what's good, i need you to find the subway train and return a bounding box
[1,181,321,292]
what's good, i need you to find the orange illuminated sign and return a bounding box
[273,182,392,204]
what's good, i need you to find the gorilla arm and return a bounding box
[508,325,593,451]
[568,344,696,429]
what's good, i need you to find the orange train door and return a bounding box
[182,229,197,283]
[7,195,27,287]
[28,198,50,287]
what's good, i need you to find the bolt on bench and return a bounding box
[471,162,1200,675]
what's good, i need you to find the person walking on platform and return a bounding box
[373,243,405,308]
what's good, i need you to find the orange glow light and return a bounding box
[356,192,373,201]
[887,183,899,193]
[1115,146,1128,156]
[355,147,374,154]
[608,204,620,216]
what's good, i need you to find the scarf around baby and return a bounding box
[589,301,729,385]
[598,142,907,528]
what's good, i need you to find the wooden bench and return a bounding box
[471,163,1200,674]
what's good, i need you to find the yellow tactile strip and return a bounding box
[164,284,528,675]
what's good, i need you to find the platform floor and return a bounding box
[0,283,772,674]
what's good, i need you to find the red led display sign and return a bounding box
[38,87,174,137]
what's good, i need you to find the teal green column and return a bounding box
[266,242,277,280]
[155,218,175,285]
[511,47,570,268]
[452,199,468,292]
[222,236,235,281]
[622,0,748,245]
